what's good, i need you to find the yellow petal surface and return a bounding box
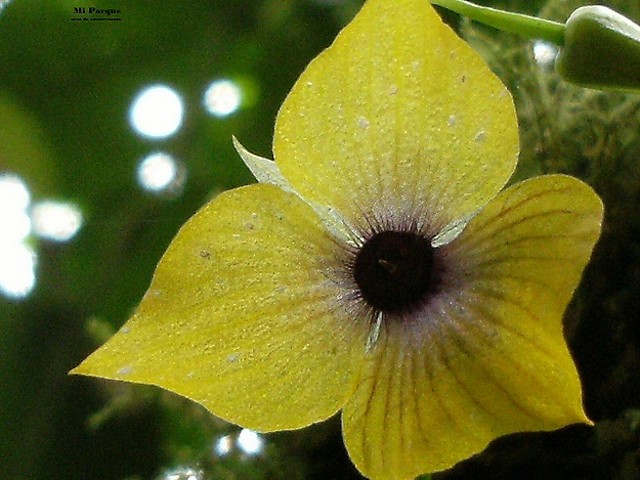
[72,184,367,431]
[342,175,602,479]
[274,0,518,234]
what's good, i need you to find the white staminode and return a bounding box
[232,136,289,189]
[232,137,358,245]
[431,213,475,248]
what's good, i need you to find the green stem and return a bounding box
[430,0,566,46]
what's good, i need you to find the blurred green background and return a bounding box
[2,1,640,479]
[0,1,364,478]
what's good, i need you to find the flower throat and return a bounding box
[353,230,434,314]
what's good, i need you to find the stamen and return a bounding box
[366,311,384,352]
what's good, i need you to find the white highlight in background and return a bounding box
[532,40,558,68]
[0,243,36,299]
[136,151,182,193]
[129,84,184,139]
[162,466,202,480]
[0,174,30,211]
[0,174,36,299]
[203,79,242,118]
[237,429,264,455]
[213,435,233,456]
[31,200,83,242]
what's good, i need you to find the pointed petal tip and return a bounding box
[232,136,290,189]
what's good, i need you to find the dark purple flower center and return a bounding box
[353,230,434,313]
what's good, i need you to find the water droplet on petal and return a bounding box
[474,130,487,143]
[357,116,370,129]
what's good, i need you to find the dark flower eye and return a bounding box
[354,230,435,314]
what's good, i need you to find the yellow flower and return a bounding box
[72,0,603,478]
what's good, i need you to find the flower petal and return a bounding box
[72,184,367,431]
[274,0,518,234]
[341,175,602,479]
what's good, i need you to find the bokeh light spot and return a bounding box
[0,243,36,299]
[237,428,264,455]
[203,79,242,117]
[532,40,558,68]
[129,84,184,139]
[136,151,184,193]
[0,174,36,299]
[160,466,202,480]
[31,200,83,242]
[0,173,30,211]
[0,207,30,244]
[213,435,233,456]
